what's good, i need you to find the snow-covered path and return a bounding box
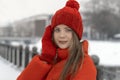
[0,56,21,80]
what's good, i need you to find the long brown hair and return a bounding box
[59,31,84,80]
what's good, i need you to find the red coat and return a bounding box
[17,40,97,80]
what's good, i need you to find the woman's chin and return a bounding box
[58,45,68,49]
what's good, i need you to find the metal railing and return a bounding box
[0,43,38,68]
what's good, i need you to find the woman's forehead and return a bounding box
[55,24,71,29]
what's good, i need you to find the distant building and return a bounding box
[0,25,13,37]
[11,14,52,38]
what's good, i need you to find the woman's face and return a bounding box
[53,24,73,49]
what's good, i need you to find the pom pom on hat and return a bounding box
[51,0,83,40]
[66,0,80,10]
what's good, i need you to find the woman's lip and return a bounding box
[59,41,67,44]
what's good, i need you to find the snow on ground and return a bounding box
[89,40,120,66]
[0,56,21,80]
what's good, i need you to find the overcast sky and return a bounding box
[0,0,89,26]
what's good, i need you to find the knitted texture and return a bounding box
[41,25,56,64]
[51,0,83,39]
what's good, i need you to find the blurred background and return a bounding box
[0,0,120,80]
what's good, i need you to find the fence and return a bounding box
[0,43,120,80]
[0,43,38,68]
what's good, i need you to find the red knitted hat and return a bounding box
[51,0,83,39]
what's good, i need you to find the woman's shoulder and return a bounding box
[74,51,97,80]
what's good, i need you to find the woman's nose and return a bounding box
[59,31,66,37]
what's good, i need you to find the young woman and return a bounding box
[17,0,97,80]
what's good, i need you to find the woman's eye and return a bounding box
[65,28,72,32]
[54,28,60,32]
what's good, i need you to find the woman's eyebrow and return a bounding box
[64,27,72,30]
[54,27,59,29]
